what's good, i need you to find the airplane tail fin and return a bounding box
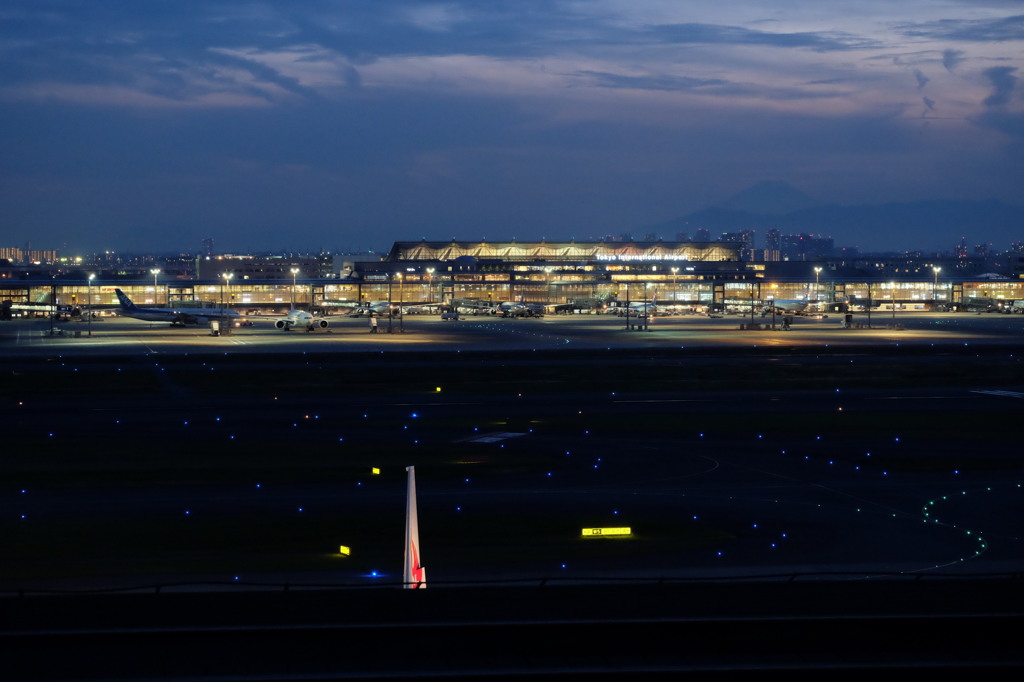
[403,466,426,589]
[114,288,136,310]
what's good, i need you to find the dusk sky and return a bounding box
[2,1,1022,254]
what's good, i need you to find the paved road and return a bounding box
[3,580,1022,680]
[3,310,1024,356]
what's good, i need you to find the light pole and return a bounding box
[290,268,300,309]
[388,273,395,333]
[750,282,756,327]
[426,268,434,306]
[151,268,161,306]
[643,281,649,330]
[87,273,95,337]
[814,266,822,306]
[866,282,872,328]
[49,276,56,337]
[221,272,233,332]
[933,266,942,303]
[891,281,896,327]
[671,267,679,301]
[624,282,631,331]
[397,272,404,332]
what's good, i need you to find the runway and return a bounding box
[1,310,1017,357]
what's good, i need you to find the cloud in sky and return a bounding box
[982,66,1018,107]
[942,49,967,73]
[0,1,1022,253]
[897,13,1024,42]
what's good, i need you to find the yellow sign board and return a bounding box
[338,545,351,556]
[581,527,632,537]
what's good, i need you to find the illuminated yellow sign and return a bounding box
[339,546,351,556]
[581,527,632,537]
[371,467,380,475]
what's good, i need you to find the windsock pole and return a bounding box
[403,465,426,589]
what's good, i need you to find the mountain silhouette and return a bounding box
[646,182,1024,252]
[716,181,821,215]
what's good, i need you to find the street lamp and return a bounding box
[426,268,434,306]
[290,268,300,309]
[221,273,233,331]
[49,276,56,337]
[87,273,95,337]
[387,272,394,333]
[643,281,650,330]
[624,282,631,331]
[813,266,822,305]
[933,266,942,302]
[671,267,679,301]
[397,272,404,332]
[151,268,161,306]
[750,282,756,327]
[866,282,872,328]
[891,281,897,327]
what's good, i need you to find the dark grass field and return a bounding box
[3,345,1024,589]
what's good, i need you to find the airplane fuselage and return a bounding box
[114,289,238,325]
[275,310,329,330]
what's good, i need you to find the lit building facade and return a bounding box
[3,239,1024,315]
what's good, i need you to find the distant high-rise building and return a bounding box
[675,232,690,242]
[198,253,334,280]
[954,237,968,259]
[764,229,781,262]
[25,250,57,264]
[780,233,833,261]
[720,230,755,261]
[693,228,711,242]
[2,246,58,264]
[201,237,214,256]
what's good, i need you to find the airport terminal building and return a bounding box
[2,240,1024,317]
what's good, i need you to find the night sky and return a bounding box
[1,2,1022,254]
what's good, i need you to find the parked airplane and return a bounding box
[494,301,523,317]
[404,303,442,315]
[348,301,390,317]
[115,289,239,326]
[612,302,661,317]
[769,299,812,314]
[628,302,663,316]
[274,309,329,331]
